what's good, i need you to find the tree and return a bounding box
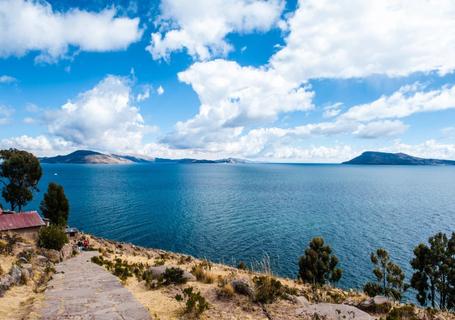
[298,237,342,285]
[410,232,455,310]
[38,225,68,251]
[40,183,69,226]
[363,248,407,301]
[0,149,42,211]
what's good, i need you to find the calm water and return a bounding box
[26,163,455,295]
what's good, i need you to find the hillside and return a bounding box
[40,150,144,164]
[343,151,455,165]
[40,150,248,165]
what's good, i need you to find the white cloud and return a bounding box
[271,0,455,80]
[156,85,164,95]
[46,75,157,153]
[341,84,455,122]
[164,59,314,147]
[23,117,36,124]
[0,75,17,84]
[0,105,13,125]
[136,85,151,102]
[0,135,75,157]
[0,0,142,61]
[147,0,284,60]
[353,120,408,139]
[384,140,455,160]
[323,102,343,118]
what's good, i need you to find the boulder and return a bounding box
[231,279,254,297]
[147,266,196,282]
[9,265,22,284]
[358,295,392,314]
[42,249,61,263]
[297,303,373,320]
[0,275,14,296]
[60,244,74,261]
[35,255,49,266]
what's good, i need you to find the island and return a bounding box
[40,150,248,165]
[343,151,455,165]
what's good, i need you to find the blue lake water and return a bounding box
[25,163,455,296]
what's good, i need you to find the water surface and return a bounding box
[26,163,455,295]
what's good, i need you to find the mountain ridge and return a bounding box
[39,150,249,165]
[343,151,455,165]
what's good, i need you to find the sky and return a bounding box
[1,0,455,163]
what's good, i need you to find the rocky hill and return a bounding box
[343,151,455,165]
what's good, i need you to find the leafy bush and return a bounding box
[386,305,418,320]
[237,261,247,270]
[162,267,187,285]
[38,226,68,250]
[175,286,209,317]
[253,275,284,304]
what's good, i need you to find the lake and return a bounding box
[26,163,455,296]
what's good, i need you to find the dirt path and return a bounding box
[40,251,151,320]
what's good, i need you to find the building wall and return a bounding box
[4,226,42,241]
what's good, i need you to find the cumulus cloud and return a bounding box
[0,135,74,157]
[0,0,142,61]
[147,0,284,60]
[156,85,164,95]
[163,59,314,147]
[46,75,157,153]
[384,140,455,160]
[271,0,455,80]
[353,120,408,139]
[323,103,343,118]
[0,75,17,84]
[340,84,455,122]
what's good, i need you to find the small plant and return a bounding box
[91,255,104,266]
[253,275,284,304]
[175,286,209,317]
[154,258,165,266]
[216,282,235,300]
[178,255,193,265]
[237,261,247,270]
[38,226,68,250]
[191,263,215,284]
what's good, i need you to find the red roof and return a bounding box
[0,210,45,231]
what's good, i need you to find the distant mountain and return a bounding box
[343,151,455,165]
[40,150,147,164]
[40,150,248,165]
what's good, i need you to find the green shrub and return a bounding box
[386,305,418,320]
[162,267,187,285]
[38,226,68,250]
[237,261,247,270]
[253,275,284,304]
[175,286,209,317]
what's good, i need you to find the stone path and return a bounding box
[40,251,151,320]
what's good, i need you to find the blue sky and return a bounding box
[1,0,455,162]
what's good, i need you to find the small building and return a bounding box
[65,227,79,237]
[0,208,46,240]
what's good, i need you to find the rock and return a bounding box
[283,294,310,307]
[20,268,31,283]
[358,295,392,314]
[60,244,74,261]
[147,266,196,282]
[10,265,22,284]
[35,255,49,266]
[231,279,254,297]
[0,275,14,296]
[42,249,61,263]
[297,303,373,320]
